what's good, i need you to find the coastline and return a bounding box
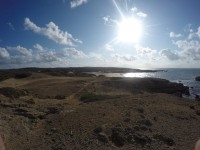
[0,69,200,149]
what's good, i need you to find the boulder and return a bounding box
[195,95,200,100]
[195,76,200,81]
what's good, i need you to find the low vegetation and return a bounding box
[0,71,14,82]
[0,87,28,98]
[14,72,32,79]
[80,93,115,103]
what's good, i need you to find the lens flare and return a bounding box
[117,18,143,43]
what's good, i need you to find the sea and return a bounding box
[94,68,200,99]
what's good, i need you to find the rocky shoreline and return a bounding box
[104,77,190,97]
[196,76,200,81]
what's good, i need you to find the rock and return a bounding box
[47,107,60,114]
[26,98,35,104]
[134,134,151,146]
[195,76,200,81]
[137,108,144,113]
[15,108,28,113]
[137,119,152,127]
[190,106,195,109]
[195,95,200,100]
[111,127,125,147]
[93,127,103,134]
[124,117,131,122]
[125,111,131,117]
[173,92,182,98]
[50,128,58,133]
[97,133,108,143]
[55,95,65,100]
[14,108,36,119]
[196,110,200,116]
[153,134,175,146]
[38,115,47,119]
[51,142,66,150]
[153,117,157,122]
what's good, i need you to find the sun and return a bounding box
[117,18,143,43]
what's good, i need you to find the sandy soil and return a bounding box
[0,73,200,150]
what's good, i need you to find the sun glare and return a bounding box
[117,18,143,43]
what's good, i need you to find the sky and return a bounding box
[1,0,200,69]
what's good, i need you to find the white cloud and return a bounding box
[70,0,88,8]
[24,18,82,46]
[122,55,136,61]
[64,48,87,58]
[7,45,32,56]
[135,45,160,61]
[0,48,10,59]
[102,16,109,23]
[33,43,46,52]
[136,46,153,54]
[169,32,182,38]
[136,12,147,18]
[184,24,193,33]
[188,32,196,40]
[88,52,103,60]
[7,22,15,30]
[0,44,93,68]
[175,40,200,60]
[0,44,71,68]
[196,26,200,38]
[160,49,181,61]
[112,53,136,62]
[24,18,40,32]
[105,43,115,52]
[184,25,200,40]
[131,7,138,13]
[35,50,59,63]
[131,7,147,18]
[102,16,117,25]
[32,44,61,63]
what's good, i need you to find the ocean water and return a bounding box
[96,68,200,99]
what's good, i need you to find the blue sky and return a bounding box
[1,0,200,69]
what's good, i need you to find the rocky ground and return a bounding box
[0,72,200,150]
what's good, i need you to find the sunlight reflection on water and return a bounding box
[93,72,155,78]
[123,72,153,78]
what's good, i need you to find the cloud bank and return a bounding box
[0,44,89,68]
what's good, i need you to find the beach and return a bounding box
[0,70,200,149]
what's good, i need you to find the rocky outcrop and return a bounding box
[103,77,190,97]
[195,76,200,81]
